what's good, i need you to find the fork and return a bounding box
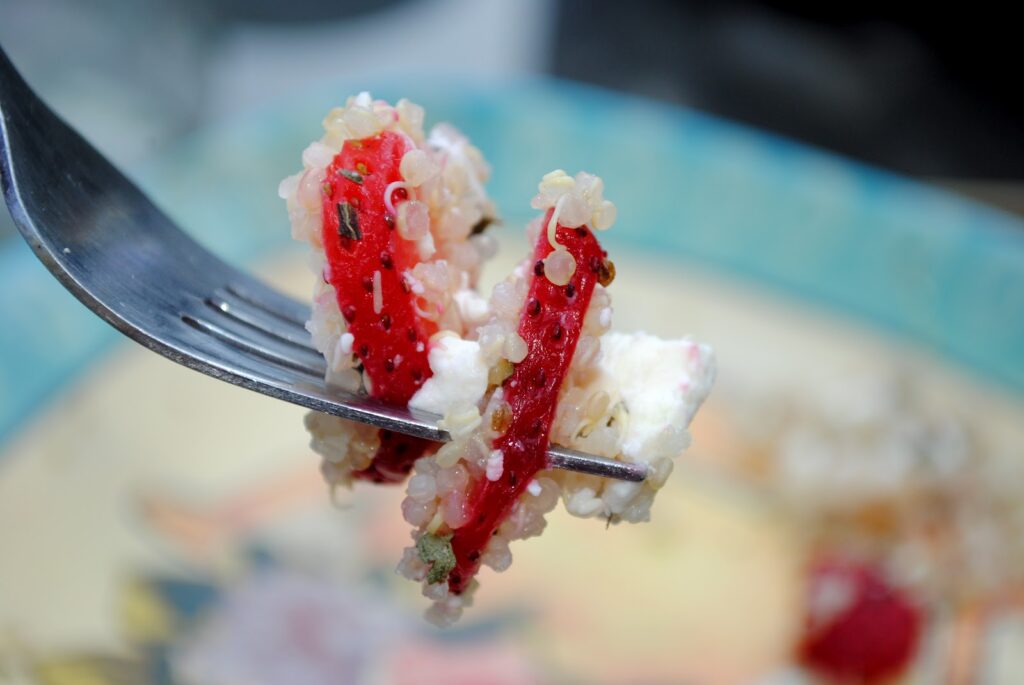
[0,47,646,483]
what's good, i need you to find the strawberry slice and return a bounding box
[798,558,923,683]
[446,211,611,594]
[320,131,436,483]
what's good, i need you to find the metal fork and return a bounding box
[0,47,646,482]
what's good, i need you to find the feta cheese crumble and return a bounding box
[408,337,489,417]
[598,332,715,459]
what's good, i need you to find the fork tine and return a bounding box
[181,309,326,378]
[223,280,310,329]
[547,446,648,482]
[205,288,316,351]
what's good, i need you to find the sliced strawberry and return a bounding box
[320,131,436,483]
[798,558,923,683]
[446,211,610,594]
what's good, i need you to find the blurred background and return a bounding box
[1,0,1022,219]
[1,2,1023,685]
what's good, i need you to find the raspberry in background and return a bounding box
[798,557,923,683]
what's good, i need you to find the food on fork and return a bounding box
[280,93,496,484]
[282,94,714,624]
[396,171,714,623]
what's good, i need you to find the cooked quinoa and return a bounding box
[282,98,715,624]
[393,171,714,624]
[280,93,496,486]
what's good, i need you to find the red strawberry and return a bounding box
[446,211,611,594]
[320,131,436,483]
[798,558,923,684]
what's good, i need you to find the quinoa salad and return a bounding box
[280,93,715,624]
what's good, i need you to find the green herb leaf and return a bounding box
[416,532,456,585]
[339,168,364,184]
[337,202,362,241]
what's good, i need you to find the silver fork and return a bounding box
[0,47,646,483]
